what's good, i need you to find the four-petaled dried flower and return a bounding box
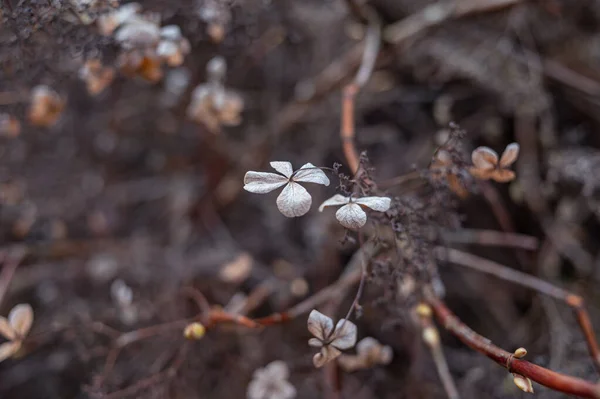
[28,85,66,127]
[247,360,296,399]
[469,143,519,182]
[0,304,33,363]
[318,194,391,229]
[244,162,330,217]
[307,310,357,368]
[338,337,393,372]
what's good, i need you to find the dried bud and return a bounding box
[184,322,206,340]
[422,326,439,346]
[512,373,534,393]
[513,347,527,358]
[415,303,432,318]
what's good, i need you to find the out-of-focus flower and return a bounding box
[156,25,191,67]
[337,337,393,372]
[27,85,65,127]
[307,310,357,368]
[0,304,34,363]
[318,194,391,229]
[79,59,115,95]
[97,3,142,36]
[469,143,519,183]
[247,360,296,399]
[0,114,21,137]
[244,162,330,217]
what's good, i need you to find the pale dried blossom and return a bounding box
[157,25,191,67]
[244,162,330,217]
[247,360,296,399]
[79,59,115,95]
[337,337,393,372]
[28,85,66,127]
[318,194,391,229]
[219,252,253,283]
[187,57,244,132]
[307,310,357,368]
[469,143,520,183]
[196,0,231,43]
[0,304,33,363]
[97,3,142,35]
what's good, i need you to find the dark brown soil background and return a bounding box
[2,0,600,398]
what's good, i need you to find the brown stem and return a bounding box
[0,246,27,307]
[427,295,600,398]
[435,247,600,373]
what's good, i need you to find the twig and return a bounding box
[416,304,461,399]
[427,294,600,398]
[435,247,600,372]
[440,228,538,250]
[340,6,381,174]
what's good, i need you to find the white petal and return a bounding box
[278,380,297,399]
[307,310,334,341]
[332,319,357,350]
[318,194,350,212]
[265,360,289,380]
[247,379,266,399]
[357,337,379,356]
[0,317,16,341]
[499,142,520,168]
[0,341,20,363]
[9,304,33,337]
[276,182,312,217]
[293,163,330,186]
[354,196,391,212]
[270,161,294,178]
[335,204,367,230]
[243,171,288,193]
[308,338,323,347]
[313,346,342,368]
[471,147,498,169]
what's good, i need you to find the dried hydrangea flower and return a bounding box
[307,310,357,368]
[244,162,330,217]
[118,50,164,83]
[79,59,115,95]
[469,143,519,183]
[115,17,161,49]
[0,304,33,362]
[247,360,296,399]
[318,194,391,229]
[337,337,393,372]
[97,3,142,36]
[28,85,66,127]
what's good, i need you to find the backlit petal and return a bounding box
[270,161,294,178]
[276,182,312,217]
[354,196,391,212]
[471,146,498,169]
[499,142,520,168]
[293,163,330,186]
[335,204,367,230]
[243,171,288,193]
[307,310,334,341]
[318,194,350,212]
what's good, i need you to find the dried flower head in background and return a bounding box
[337,337,393,372]
[196,0,231,43]
[318,194,391,229]
[97,2,142,36]
[157,25,191,67]
[0,304,33,363]
[429,149,468,198]
[79,59,115,95]
[244,162,330,217]
[469,143,520,182]
[0,114,21,137]
[187,56,244,132]
[118,51,164,82]
[219,252,253,283]
[247,360,296,399]
[28,85,66,127]
[307,310,357,368]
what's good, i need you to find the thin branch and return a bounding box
[416,304,461,399]
[427,294,600,398]
[435,247,600,372]
[0,246,27,307]
[440,228,538,250]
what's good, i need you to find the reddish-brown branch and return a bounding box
[341,84,360,174]
[427,295,600,398]
[436,247,600,372]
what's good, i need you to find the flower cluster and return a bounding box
[307,310,357,368]
[469,143,519,183]
[247,360,296,399]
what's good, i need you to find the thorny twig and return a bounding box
[435,247,600,372]
[427,293,600,398]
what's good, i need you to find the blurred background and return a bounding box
[1,0,600,398]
